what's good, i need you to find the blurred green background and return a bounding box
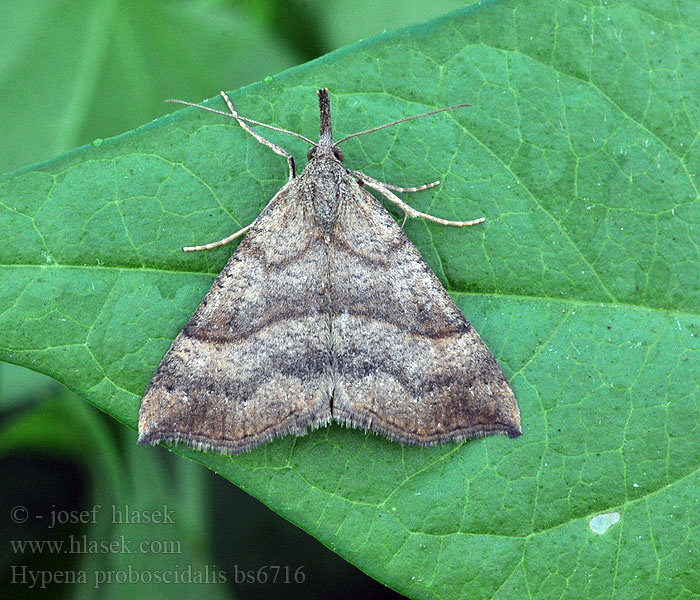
[0,1,465,598]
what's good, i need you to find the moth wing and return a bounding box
[329,183,521,445]
[138,184,332,453]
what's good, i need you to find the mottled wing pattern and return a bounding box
[138,183,333,453]
[329,181,521,445]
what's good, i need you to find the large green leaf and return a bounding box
[2,1,698,597]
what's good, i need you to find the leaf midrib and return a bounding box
[1,263,697,319]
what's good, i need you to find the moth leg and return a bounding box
[367,179,440,227]
[220,91,296,180]
[374,180,440,193]
[350,170,485,228]
[183,223,252,252]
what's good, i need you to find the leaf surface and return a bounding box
[1,1,699,597]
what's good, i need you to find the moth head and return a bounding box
[307,145,344,162]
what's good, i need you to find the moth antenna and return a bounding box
[334,104,470,146]
[165,98,315,145]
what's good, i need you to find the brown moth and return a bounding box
[138,89,521,453]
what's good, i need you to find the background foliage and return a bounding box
[2,1,699,599]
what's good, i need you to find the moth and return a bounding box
[138,89,521,453]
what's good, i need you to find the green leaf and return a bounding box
[2,1,699,598]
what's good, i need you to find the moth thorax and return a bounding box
[311,176,342,233]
